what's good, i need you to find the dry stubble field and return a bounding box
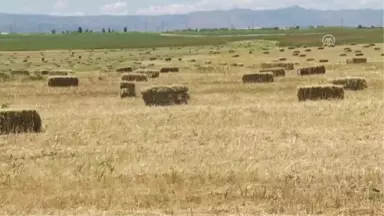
[0,42,383,215]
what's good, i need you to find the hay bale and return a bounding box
[305,49,312,52]
[242,72,274,83]
[369,43,375,46]
[48,76,79,87]
[230,63,244,67]
[355,50,362,53]
[347,57,367,64]
[49,70,69,76]
[135,70,160,78]
[259,68,285,77]
[307,58,315,62]
[319,59,329,63]
[279,48,285,52]
[187,59,196,62]
[374,47,380,51]
[0,109,42,134]
[317,47,324,50]
[149,57,157,61]
[362,45,370,48]
[261,62,294,70]
[0,72,11,81]
[121,73,147,82]
[205,61,212,64]
[232,55,240,58]
[116,67,133,73]
[288,47,294,50]
[340,53,347,56]
[330,77,368,90]
[141,85,190,106]
[299,54,306,57]
[297,65,326,76]
[120,81,136,98]
[355,53,364,56]
[229,50,235,53]
[198,65,215,71]
[293,53,299,56]
[160,67,179,73]
[263,52,270,54]
[279,58,287,61]
[11,70,29,76]
[297,84,344,101]
[293,50,300,54]
[165,58,172,62]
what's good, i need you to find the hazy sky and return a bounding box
[3,0,383,15]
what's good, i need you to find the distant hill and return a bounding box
[0,6,383,33]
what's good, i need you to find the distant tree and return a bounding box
[102,28,106,33]
[124,26,127,32]
[357,24,363,29]
[108,28,111,33]
[77,26,83,33]
[51,29,56,34]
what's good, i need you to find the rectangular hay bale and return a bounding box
[330,77,368,90]
[297,65,326,76]
[0,109,42,134]
[242,72,274,83]
[297,84,344,101]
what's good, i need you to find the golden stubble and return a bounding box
[0,43,383,215]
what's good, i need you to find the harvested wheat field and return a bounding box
[0,41,383,216]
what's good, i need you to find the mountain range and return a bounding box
[0,6,383,33]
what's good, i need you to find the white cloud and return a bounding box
[100,1,128,14]
[53,0,68,10]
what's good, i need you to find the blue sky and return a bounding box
[3,0,383,15]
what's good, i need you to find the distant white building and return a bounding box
[0,32,9,35]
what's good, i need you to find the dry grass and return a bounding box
[0,42,383,215]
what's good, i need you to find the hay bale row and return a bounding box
[121,73,147,82]
[0,109,42,134]
[261,62,294,70]
[120,81,136,98]
[141,85,189,106]
[297,85,344,101]
[330,77,367,90]
[259,68,285,77]
[135,70,160,78]
[48,76,79,87]
[242,72,274,83]
[230,63,244,67]
[297,65,326,76]
[116,67,133,73]
[11,70,29,76]
[346,57,367,64]
[160,67,179,73]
